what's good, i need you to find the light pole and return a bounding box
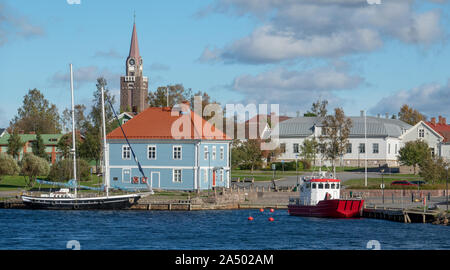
[380,169,385,206]
[446,165,448,213]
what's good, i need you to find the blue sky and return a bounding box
[1,0,450,128]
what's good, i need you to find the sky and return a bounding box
[1,0,450,128]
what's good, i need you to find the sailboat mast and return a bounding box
[101,86,109,197]
[70,64,77,198]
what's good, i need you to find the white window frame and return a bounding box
[418,128,425,138]
[373,143,379,154]
[220,169,224,182]
[122,145,131,160]
[212,146,216,160]
[204,146,209,160]
[203,168,208,183]
[220,146,224,160]
[173,169,182,183]
[173,145,182,160]
[147,145,157,160]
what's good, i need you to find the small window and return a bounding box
[280,143,286,153]
[418,129,425,138]
[204,146,208,160]
[122,145,131,160]
[346,143,352,154]
[148,145,156,160]
[173,146,182,160]
[331,184,335,189]
[220,170,224,182]
[325,183,330,189]
[113,177,118,181]
[212,146,216,160]
[318,183,324,189]
[173,169,182,182]
[220,146,224,160]
[336,184,340,189]
[373,143,379,154]
[359,143,365,154]
[293,143,299,154]
[312,183,317,189]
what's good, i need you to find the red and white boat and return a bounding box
[288,172,364,218]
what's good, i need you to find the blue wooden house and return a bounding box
[106,103,232,191]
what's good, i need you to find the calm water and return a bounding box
[0,209,449,250]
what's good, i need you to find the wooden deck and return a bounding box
[363,206,440,223]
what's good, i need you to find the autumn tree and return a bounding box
[300,138,319,166]
[419,156,448,184]
[10,89,61,134]
[148,84,191,108]
[319,108,352,174]
[305,99,328,117]
[61,104,88,133]
[231,139,263,173]
[398,104,426,126]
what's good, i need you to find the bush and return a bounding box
[21,153,50,187]
[0,153,20,181]
[48,159,92,182]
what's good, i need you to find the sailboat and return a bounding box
[21,64,152,210]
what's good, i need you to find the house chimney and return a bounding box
[431,117,436,125]
[443,117,447,125]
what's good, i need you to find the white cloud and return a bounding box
[370,80,450,118]
[199,0,444,64]
[230,63,364,114]
[49,66,121,89]
[0,3,45,46]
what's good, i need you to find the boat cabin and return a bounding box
[299,175,341,206]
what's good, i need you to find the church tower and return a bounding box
[120,21,149,114]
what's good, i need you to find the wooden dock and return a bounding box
[363,206,440,223]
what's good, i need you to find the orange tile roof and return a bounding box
[107,106,232,141]
[425,121,450,143]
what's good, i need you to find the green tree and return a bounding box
[32,133,48,159]
[398,104,426,126]
[148,84,191,108]
[48,158,91,182]
[398,140,431,175]
[231,139,263,173]
[319,108,352,174]
[61,104,88,133]
[21,153,50,187]
[419,156,448,184]
[7,131,25,161]
[10,89,61,134]
[57,133,82,159]
[300,138,319,166]
[0,153,20,182]
[78,125,102,172]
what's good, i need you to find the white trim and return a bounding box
[151,171,160,188]
[110,165,195,169]
[220,146,224,160]
[204,145,208,160]
[400,121,444,140]
[147,145,157,160]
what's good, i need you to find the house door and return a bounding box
[212,171,216,187]
[151,172,160,188]
[122,169,131,183]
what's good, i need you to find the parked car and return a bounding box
[409,180,426,186]
[390,180,417,186]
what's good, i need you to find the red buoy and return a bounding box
[248,216,254,221]
[260,208,264,212]
[268,217,274,222]
[270,208,275,213]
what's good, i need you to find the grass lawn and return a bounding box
[343,177,446,190]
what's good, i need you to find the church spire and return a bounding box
[129,20,141,61]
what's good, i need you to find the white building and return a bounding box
[271,113,411,167]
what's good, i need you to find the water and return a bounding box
[0,209,449,250]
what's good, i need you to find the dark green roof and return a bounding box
[0,133,63,146]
